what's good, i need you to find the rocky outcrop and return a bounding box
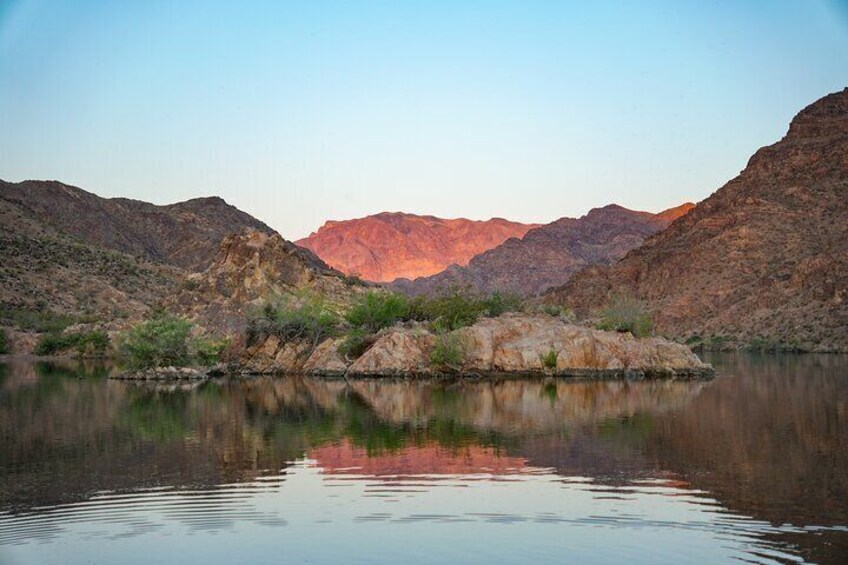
[548,88,848,351]
[391,204,693,296]
[241,314,712,379]
[172,230,366,335]
[296,212,539,282]
[0,179,274,272]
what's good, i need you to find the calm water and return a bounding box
[0,353,846,564]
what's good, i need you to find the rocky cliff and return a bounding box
[548,88,848,351]
[296,212,539,282]
[172,230,365,335]
[0,179,274,271]
[392,203,693,296]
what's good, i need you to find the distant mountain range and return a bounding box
[296,212,540,282]
[549,87,848,351]
[391,203,693,296]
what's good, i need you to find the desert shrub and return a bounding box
[337,328,379,360]
[181,278,201,291]
[539,303,576,321]
[430,332,466,370]
[33,333,68,355]
[597,295,653,338]
[685,334,703,347]
[345,292,411,333]
[247,294,340,347]
[75,330,110,357]
[193,336,229,365]
[481,291,525,317]
[542,304,562,317]
[416,285,485,331]
[34,330,110,357]
[0,307,76,333]
[117,313,222,369]
[343,273,367,287]
[0,328,8,354]
[540,348,559,369]
[706,335,730,350]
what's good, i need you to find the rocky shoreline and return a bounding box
[239,313,714,380]
[111,366,213,381]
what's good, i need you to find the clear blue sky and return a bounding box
[1,1,847,239]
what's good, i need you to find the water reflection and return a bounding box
[0,354,845,564]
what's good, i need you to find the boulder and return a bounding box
[301,314,711,379]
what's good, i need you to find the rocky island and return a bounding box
[288,314,710,379]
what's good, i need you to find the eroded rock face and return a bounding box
[240,314,712,378]
[391,204,694,297]
[549,87,848,351]
[296,212,540,282]
[171,230,367,335]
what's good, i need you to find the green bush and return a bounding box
[248,294,340,347]
[540,304,575,320]
[540,348,558,369]
[542,304,562,317]
[193,336,229,365]
[33,333,68,355]
[430,332,466,370]
[117,313,222,369]
[685,334,703,347]
[75,330,110,357]
[0,328,8,354]
[706,335,730,350]
[415,285,485,331]
[481,291,525,317]
[343,273,367,287]
[337,328,378,360]
[345,292,411,333]
[34,330,110,357]
[597,295,653,338]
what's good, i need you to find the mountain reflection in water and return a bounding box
[0,353,845,564]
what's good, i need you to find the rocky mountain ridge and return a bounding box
[549,87,848,351]
[296,212,540,282]
[391,203,694,296]
[0,179,275,271]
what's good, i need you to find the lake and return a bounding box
[0,353,846,564]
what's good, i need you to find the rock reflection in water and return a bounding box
[0,354,846,564]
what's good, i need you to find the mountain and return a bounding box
[391,203,693,296]
[0,179,274,271]
[548,88,848,351]
[0,180,336,348]
[296,212,540,282]
[0,194,182,327]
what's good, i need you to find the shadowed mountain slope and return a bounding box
[391,203,693,296]
[548,88,848,351]
[0,179,275,272]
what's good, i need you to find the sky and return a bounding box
[1,1,847,240]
